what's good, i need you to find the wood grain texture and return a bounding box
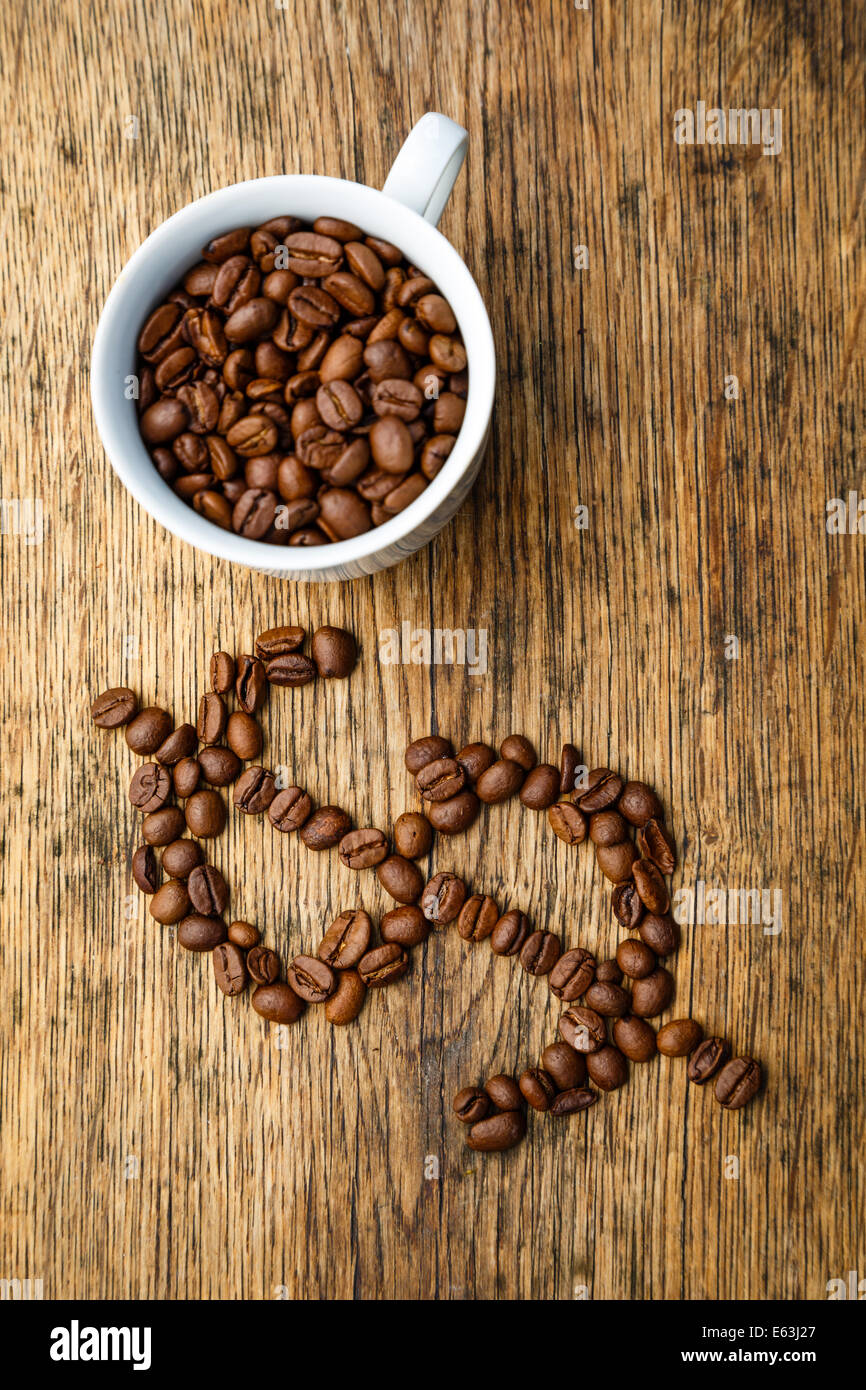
[1,0,863,1301]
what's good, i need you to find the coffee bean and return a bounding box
[228,920,260,949]
[325,969,367,1024]
[490,910,531,957]
[311,626,357,677]
[596,958,622,984]
[560,1006,606,1053]
[657,1018,703,1057]
[584,981,631,1016]
[519,764,560,809]
[210,651,236,693]
[187,864,229,916]
[185,789,226,838]
[586,1045,629,1090]
[637,818,677,874]
[197,745,242,786]
[612,1016,657,1062]
[455,742,496,782]
[392,811,432,859]
[155,723,198,766]
[632,858,670,913]
[376,854,424,903]
[358,942,409,987]
[380,905,429,948]
[338,828,389,868]
[247,945,280,984]
[132,845,160,894]
[91,687,138,728]
[266,652,317,687]
[519,930,562,976]
[126,707,173,755]
[714,1057,762,1109]
[417,757,466,802]
[142,806,186,846]
[638,913,680,956]
[618,780,663,826]
[467,1110,526,1152]
[212,942,248,996]
[420,872,466,924]
[559,743,579,793]
[268,786,313,832]
[233,654,266,711]
[484,1074,523,1111]
[195,692,225,746]
[453,1086,489,1123]
[616,938,657,978]
[425,792,479,835]
[150,880,191,925]
[611,880,645,930]
[548,801,588,845]
[630,966,675,1018]
[253,626,304,662]
[541,1041,586,1090]
[318,909,372,968]
[177,913,227,950]
[226,711,263,760]
[577,768,623,813]
[288,954,336,1003]
[300,805,351,849]
[595,839,638,883]
[252,981,305,1024]
[687,1037,731,1084]
[129,763,172,813]
[456,894,499,942]
[476,759,525,803]
[173,758,200,797]
[405,735,453,774]
[161,838,204,878]
[499,735,536,771]
[589,810,629,846]
[550,1087,598,1117]
[549,947,596,1001]
[233,766,277,814]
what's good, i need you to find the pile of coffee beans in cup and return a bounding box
[134,216,468,544]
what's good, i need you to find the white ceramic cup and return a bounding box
[91,113,495,582]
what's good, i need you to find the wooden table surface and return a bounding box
[2,0,863,1302]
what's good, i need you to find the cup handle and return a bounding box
[382,112,468,226]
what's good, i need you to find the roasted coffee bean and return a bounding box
[247,945,281,984]
[612,880,645,930]
[490,910,531,957]
[584,981,630,1016]
[632,857,670,913]
[519,764,560,809]
[499,735,536,771]
[254,626,305,661]
[637,818,677,874]
[577,768,624,813]
[484,1074,523,1111]
[639,913,680,956]
[197,691,227,745]
[172,757,201,797]
[358,942,409,987]
[595,839,638,883]
[252,981,305,1024]
[453,1086,489,1124]
[318,909,373,969]
[185,789,227,837]
[613,1015,658,1062]
[142,806,186,846]
[126,707,173,755]
[155,723,198,766]
[325,969,367,1024]
[416,757,466,802]
[560,1006,607,1053]
[405,735,453,774]
[92,686,138,728]
[596,958,623,984]
[129,763,172,813]
[467,1110,526,1152]
[161,838,204,878]
[630,966,675,1018]
[687,1037,732,1084]
[589,809,629,846]
[425,791,479,835]
[226,710,263,760]
[519,930,562,976]
[455,742,496,782]
[197,745,241,786]
[268,786,313,832]
[380,905,429,948]
[228,920,260,948]
[392,811,432,859]
[550,1087,598,1117]
[618,780,663,826]
[212,942,248,996]
[657,1018,703,1057]
[300,805,351,849]
[586,1045,629,1091]
[234,766,277,814]
[714,1057,762,1109]
[288,954,336,1003]
[476,759,525,804]
[420,872,466,925]
[541,1041,586,1091]
[549,948,596,1001]
[132,845,160,894]
[149,879,191,925]
[338,828,388,869]
[309,626,356,677]
[376,854,424,903]
[235,654,267,712]
[548,801,588,845]
[210,651,236,693]
[616,938,657,978]
[559,742,579,793]
[456,894,499,942]
[266,652,317,687]
[187,864,229,916]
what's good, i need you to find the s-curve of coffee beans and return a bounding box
[92,638,764,1157]
[135,216,467,544]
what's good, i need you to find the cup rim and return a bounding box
[90,173,495,574]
